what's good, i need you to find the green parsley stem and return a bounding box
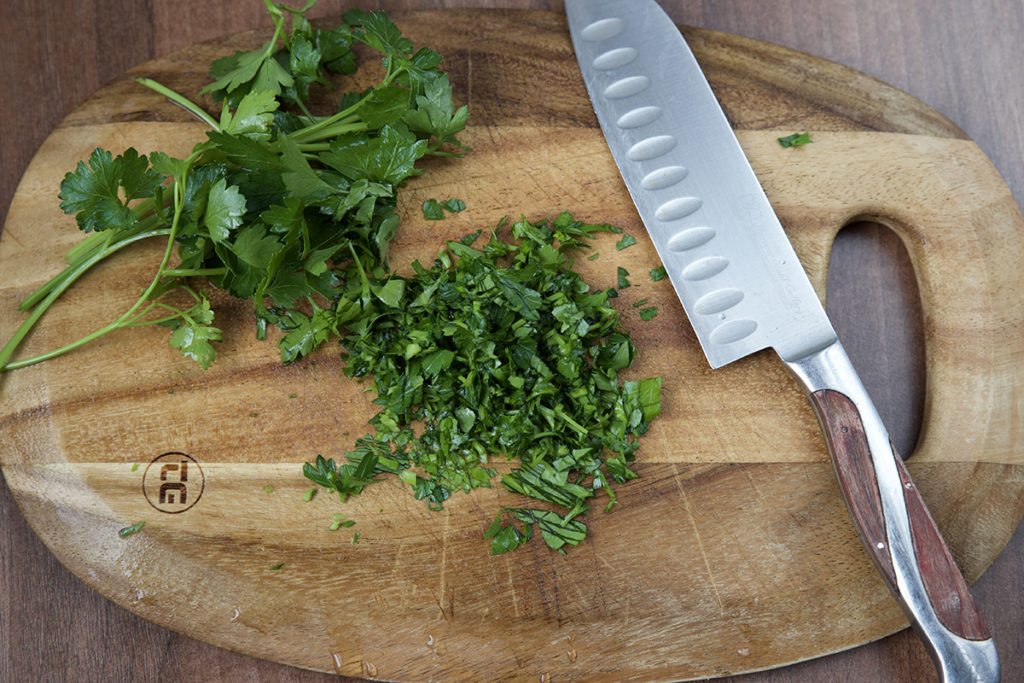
[19,212,163,313]
[121,303,182,328]
[119,182,188,321]
[2,175,188,371]
[0,226,172,370]
[17,233,113,313]
[136,78,220,130]
[293,97,317,123]
[426,149,466,158]
[61,197,160,268]
[288,115,365,145]
[293,142,332,153]
[160,267,227,279]
[63,227,114,266]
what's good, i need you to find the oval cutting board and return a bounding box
[2,10,1024,681]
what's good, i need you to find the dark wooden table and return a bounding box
[2,1,1021,681]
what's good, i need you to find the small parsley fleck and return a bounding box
[617,266,631,289]
[118,521,146,538]
[777,132,812,148]
[615,233,637,250]
[422,197,466,220]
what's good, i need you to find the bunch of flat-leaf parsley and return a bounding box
[0,1,468,372]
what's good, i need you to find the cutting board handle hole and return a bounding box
[826,220,925,459]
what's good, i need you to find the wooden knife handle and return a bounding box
[785,341,999,683]
[810,388,988,639]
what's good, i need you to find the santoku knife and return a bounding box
[565,1,999,680]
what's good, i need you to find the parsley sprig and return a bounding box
[0,2,468,372]
[303,213,662,554]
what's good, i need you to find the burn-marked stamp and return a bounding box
[142,452,204,513]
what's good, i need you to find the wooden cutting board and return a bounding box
[2,9,1023,681]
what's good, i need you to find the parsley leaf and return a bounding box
[203,178,246,243]
[346,10,410,54]
[219,89,280,141]
[319,123,428,185]
[404,73,471,150]
[58,148,165,233]
[167,297,223,370]
[277,305,336,364]
[302,453,379,502]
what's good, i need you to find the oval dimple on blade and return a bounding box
[604,76,651,99]
[682,256,729,280]
[694,288,744,315]
[655,196,702,221]
[709,319,758,345]
[617,106,662,129]
[641,165,687,189]
[593,46,638,70]
[580,17,625,41]
[667,226,715,251]
[628,135,676,160]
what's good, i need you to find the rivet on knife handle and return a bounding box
[565,0,999,680]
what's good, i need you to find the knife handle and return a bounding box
[784,341,999,683]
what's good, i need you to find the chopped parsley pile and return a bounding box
[303,213,662,554]
[1,1,664,555]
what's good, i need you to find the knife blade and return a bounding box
[565,1,999,681]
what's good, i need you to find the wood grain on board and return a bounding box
[2,5,1024,682]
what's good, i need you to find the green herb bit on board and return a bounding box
[615,233,637,250]
[118,521,146,538]
[617,266,631,289]
[0,1,469,373]
[422,197,467,220]
[303,212,662,554]
[777,132,812,148]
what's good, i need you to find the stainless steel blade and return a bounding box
[565,0,837,368]
[566,3,1001,681]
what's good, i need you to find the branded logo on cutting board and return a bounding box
[142,452,205,513]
